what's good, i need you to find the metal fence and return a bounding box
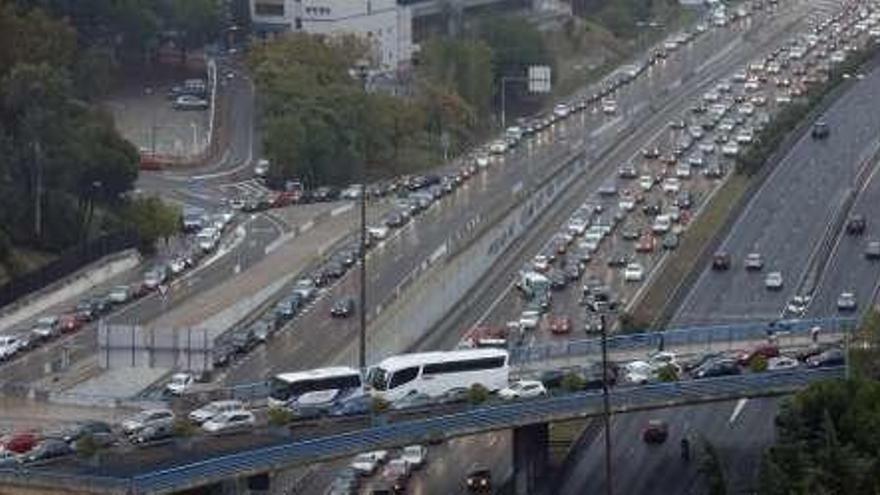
[126,367,841,494]
[510,317,856,365]
[0,231,139,308]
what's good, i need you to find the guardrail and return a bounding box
[3,367,843,494]
[510,317,855,365]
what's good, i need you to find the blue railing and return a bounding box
[125,367,843,493]
[509,317,855,364]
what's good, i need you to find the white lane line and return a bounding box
[729,398,748,424]
[331,203,354,217]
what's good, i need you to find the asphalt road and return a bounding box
[806,156,880,317]
[223,5,812,385]
[558,397,782,495]
[674,59,880,326]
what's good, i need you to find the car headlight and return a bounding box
[467,479,474,486]
[481,479,488,486]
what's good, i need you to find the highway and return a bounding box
[806,156,880,317]
[673,56,880,326]
[224,0,818,385]
[558,397,782,495]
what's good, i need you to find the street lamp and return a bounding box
[586,298,616,495]
[355,59,370,372]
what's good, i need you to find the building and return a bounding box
[250,0,414,71]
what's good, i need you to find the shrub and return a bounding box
[561,372,586,392]
[750,354,768,373]
[468,384,490,404]
[656,364,679,382]
[267,407,294,427]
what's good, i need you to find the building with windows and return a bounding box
[250,0,414,71]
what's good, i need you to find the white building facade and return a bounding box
[250,0,413,71]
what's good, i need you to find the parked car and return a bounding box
[62,420,113,444]
[499,380,547,400]
[23,439,72,463]
[3,432,39,454]
[30,316,60,341]
[165,372,194,395]
[121,409,175,436]
[806,348,845,368]
[131,423,175,444]
[189,400,246,424]
[202,410,256,433]
[172,95,209,110]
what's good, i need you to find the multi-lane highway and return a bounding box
[224,1,820,385]
[674,56,880,326]
[559,397,782,494]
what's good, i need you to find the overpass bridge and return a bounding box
[1,367,845,495]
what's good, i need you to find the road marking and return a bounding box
[729,398,748,424]
[300,220,314,233]
[331,203,354,217]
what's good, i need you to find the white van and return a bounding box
[652,215,672,234]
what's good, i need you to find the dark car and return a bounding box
[846,214,866,235]
[737,344,780,366]
[547,269,568,290]
[230,328,257,354]
[132,423,175,445]
[662,232,679,250]
[63,421,113,444]
[212,342,235,368]
[865,240,880,260]
[323,261,347,279]
[538,369,566,389]
[383,211,406,228]
[811,120,830,139]
[607,252,630,268]
[642,419,669,444]
[74,300,97,322]
[466,467,493,493]
[674,191,692,209]
[693,358,741,379]
[331,297,356,318]
[330,396,372,417]
[681,351,725,372]
[642,201,663,216]
[712,252,731,270]
[274,297,299,320]
[806,348,845,368]
[24,439,72,463]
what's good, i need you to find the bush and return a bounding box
[74,434,100,457]
[750,354,768,373]
[371,397,390,414]
[173,419,197,437]
[267,407,294,427]
[561,372,586,392]
[468,384,490,404]
[656,364,679,382]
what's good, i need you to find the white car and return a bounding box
[662,177,681,193]
[165,372,194,395]
[602,100,618,114]
[519,311,541,331]
[499,380,548,400]
[776,94,792,104]
[254,159,270,177]
[188,400,245,424]
[688,153,704,167]
[698,142,715,154]
[738,102,755,115]
[648,351,678,370]
[837,291,857,311]
[173,95,209,110]
[619,193,636,211]
[488,140,508,155]
[401,445,427,469]
[292,278,317,300]
[202,410,256,433]
[553,103,571,118]
[652,215,672,234]
[367,225,390,240]
[107,286,131,304]
[639,175,654,192]
[121,409,175,435]
[735,131,754,144]
[721,142,740,156]
[765,271,784,290]
[567,218,589,236]
[475,153,490,168]
[767,356,800,371]
[0,335,23,360]
[623,361,654,384]
[623,263,644,282]
[351,450,389,474]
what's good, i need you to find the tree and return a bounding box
[125,196,180,253]
[419,38,493,122]
[699,438,727,495]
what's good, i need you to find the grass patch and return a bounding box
[0,248,58,284]
[629,173,750,328]
[548,418,590,465]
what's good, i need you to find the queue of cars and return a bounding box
[0,205,235,368]
[332,445,429,495]
[487,0,877,348]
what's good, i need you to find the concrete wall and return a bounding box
[98,323,212,372]
[358,152,585,364]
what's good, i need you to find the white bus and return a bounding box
[367,349,510,402]
[268,367,363,410]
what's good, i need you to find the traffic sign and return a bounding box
[528,65,552,93]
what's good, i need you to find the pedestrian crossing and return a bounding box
[219,178,271,198]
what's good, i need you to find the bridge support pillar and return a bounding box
[513,422,549,495]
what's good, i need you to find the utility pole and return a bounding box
[34,140,42,238]
[587,299,615,495]
[356,60,370,372]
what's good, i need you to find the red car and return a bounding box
[636,234,656,253]
[545,315,572,335]
[3,431,39,454]
[58,313,82,333]
[737,344,780,366]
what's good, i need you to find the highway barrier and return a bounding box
[2,367,843,494]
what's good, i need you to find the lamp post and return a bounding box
[587,299,615,495]
[355,59,370,372]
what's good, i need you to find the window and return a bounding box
[389,367,419,389]
[288,375,361,395]
[295,17,302,29]
[423,357,506,375]
[254,2,285,16]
